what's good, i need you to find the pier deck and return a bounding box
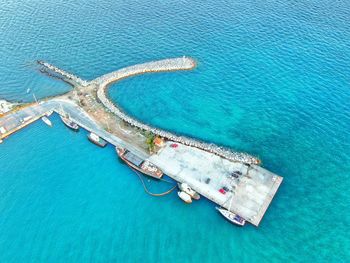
[0,99,282,226]
[149,142,282,226]
[0,103,49,140]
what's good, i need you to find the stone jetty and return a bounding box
[37,60,89,87]
[94,57,260,164]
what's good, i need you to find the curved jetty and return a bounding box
[94,57,260,164]
[93,57,196,86]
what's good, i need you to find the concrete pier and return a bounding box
[2,57,283,226]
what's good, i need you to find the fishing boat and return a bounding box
[178,182,200,200]
[216,207,246,226]
[178,191,192,204]
[88,132,107,147]
[116,147,163,179]
[60,115,79,131]
[41,116,52,127]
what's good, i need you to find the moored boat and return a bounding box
[60,115,79,131]
[116,147,163,179]
[88,132,107,147]
[216,207,246,226]
[41,116,52,127]
[178,191,192,204]
[178,182,200,200]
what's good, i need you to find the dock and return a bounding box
[0,103,50,140]
[0,57,283,226]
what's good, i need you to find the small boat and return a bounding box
[178,191,192,204]
[116,147,163,179]
[0,139,3,144]
[60,115,79,131]
[178,182,200,200]
[216,207,246,226]
[88,132,107,147]
[41,116,52,127]
[46,110,53,117]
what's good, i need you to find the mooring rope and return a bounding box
[132,169,177,197]
[158,177,175,184]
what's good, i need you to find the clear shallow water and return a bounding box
[1,0,350,262]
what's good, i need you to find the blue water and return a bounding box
[1,0,350,262]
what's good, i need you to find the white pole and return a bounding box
[33,93,38,104]
[60,103,65,116]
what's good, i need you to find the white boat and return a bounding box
[41,116,52,127]
[216,207,246,226]
[0,139,3,144]
[59,104,79,131]
[178,191,192,204]
[178,182,200,200]
[60,115,79,131]
[46,110,53,117]
[88,132,107,147]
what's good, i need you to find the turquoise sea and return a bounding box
[1,0,350,262]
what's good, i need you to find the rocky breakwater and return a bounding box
[95,57,260,165]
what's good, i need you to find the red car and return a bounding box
[219,188,226,194]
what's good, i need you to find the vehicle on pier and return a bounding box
[0,127,7,134]
[178,191,192,204]
[88,132,107,147]
[116,147,163,179]
[216,207,246,226]
[22,116,32,123]
[60,115,79,131]
[41,116,52,127]
[178,182,200,200]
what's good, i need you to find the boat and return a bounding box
[0,139,3,144]
[60,115,79,131]
[216,207,246,226]
[116,147,163,179]
[178,191,192,204]
[88,132,107,147]
[41,116,52,127]
[178,182,200,200]
[46,110,53,116]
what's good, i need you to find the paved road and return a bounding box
[0,99,149,159]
